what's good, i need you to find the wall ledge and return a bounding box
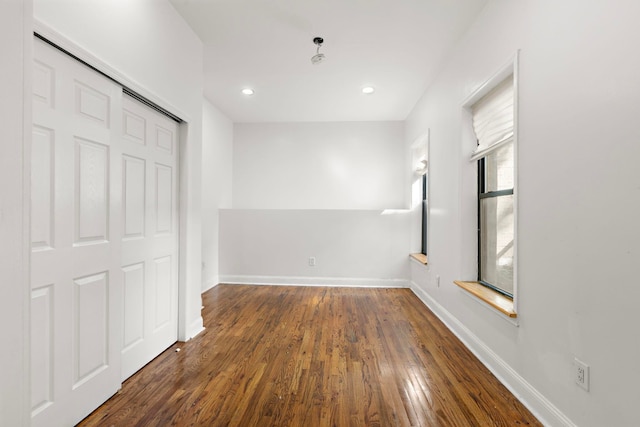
[409,253,428,264]
[453,280,516,318]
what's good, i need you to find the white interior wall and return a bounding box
[0,2,31,425]
[406,1,640,426]
[219,209,410,286]
[233,122,405,210]
[201,99,233,291]
[33,0,206,340]
[220,121,410,285]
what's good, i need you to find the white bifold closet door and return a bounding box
[30,38,179,427]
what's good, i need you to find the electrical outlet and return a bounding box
[308,257,316,267]
[574,358,590,391]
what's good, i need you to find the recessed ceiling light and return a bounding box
[362,86,375,94]
[242,88,254,96]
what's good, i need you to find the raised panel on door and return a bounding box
[122,262,145,351]
[33,59,55,107]
[31,285,54,417]
[155,163,173,235]
[155,124,173,154]
[31,126,55,251]
[153,256,172,330]
[73,272,109,388]
[75,138,110,245]
[120,95,178,381]
[31,37,123,427]
[75,81,111,127]
[123,107,146,145]
[123,155,146,240]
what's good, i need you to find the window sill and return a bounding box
[409,253,428,264]
[453,280,517,318]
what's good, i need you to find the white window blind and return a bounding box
[415,159,428,175]
[412,137,428,175]
[470,74,514,161]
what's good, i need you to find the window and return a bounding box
[421,173,427,256]
[478,140,514,297]
[410,132,429,264]
[471,74,515,299]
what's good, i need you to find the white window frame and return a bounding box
[461,51,520,314]
[411,130,430,257]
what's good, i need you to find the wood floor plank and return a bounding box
[77,285,541,427]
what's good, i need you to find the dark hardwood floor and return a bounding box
[78,285,541,426]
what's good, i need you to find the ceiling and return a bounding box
[169,0,488,123]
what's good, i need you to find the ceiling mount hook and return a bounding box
[311,37,326,65]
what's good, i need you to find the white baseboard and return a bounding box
[409,282,575,427]
[218,275,409,288]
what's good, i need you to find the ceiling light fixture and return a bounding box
[362,86,375,94]
[311,37,325,65]
[241,88,254,96]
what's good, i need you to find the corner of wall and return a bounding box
[202,276,219,293]
[187,317,205,341]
